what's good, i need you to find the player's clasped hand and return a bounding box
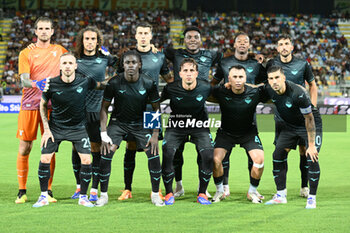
[32,78,48,91]
[100,131,113,155]
[41,130,54,148]
[146,133,159,155]
[306,145,318,162]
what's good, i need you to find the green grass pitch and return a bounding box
[0,114,349,232]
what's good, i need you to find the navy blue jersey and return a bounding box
[42,74,96,129]
[161,80,211,128]
[214,55,267,84]
[77,53,118,112]
[263,81,314,128]
[164,48,222,81]
[103,73,160,125]
[266,56,314,87]
[212,84,266,134]
[137,49,169,87]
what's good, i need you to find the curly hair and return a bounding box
[75,26,104,59]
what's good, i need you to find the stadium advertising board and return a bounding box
[42,0,96,9]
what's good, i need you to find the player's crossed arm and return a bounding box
[20,73,50,91]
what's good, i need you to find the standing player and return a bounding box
[264,66,322,209]
[163,26,222,197]
[96,50,164,207]
[70,26,118,202]
[210,65,265,204]
[32,53,108,208]
[119,22,172,201]
[16,17,67,204]
[266,34,318,197]
[161,58,213,205]
[211,32,267,197]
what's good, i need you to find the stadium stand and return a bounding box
[1,9,350,97]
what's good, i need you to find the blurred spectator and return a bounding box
[1,8,349,95]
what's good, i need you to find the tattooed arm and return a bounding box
[40,98,54,148]
[304,112,318,162]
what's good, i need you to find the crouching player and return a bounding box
[33,53,107,207]
[95,50,164,207]
[210,65,265,203]
[264,65,322,209]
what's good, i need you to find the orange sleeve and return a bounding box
[18,49,30,75]
[59,45,68,54]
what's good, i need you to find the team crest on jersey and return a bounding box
[95,58,102,64]
[51,51,57,57]
[139,89,146,95]
[245,97,252,104]
[76,87,83,93]
[152,57,158,63]
[285,100,292,108]
[246,67,254,73]
[291,69,298,75]
[199,56,207,62]
[196,94,203,101]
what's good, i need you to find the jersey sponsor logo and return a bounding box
[152,57,158,63]
[76,87,83,93]
[246,67,254,73]
[51,51,57,57]
[144,111,161,129]
[245,97,252,104]
[19,130,24,136]
[271,99,276,103]
[285,100,292,108]
[34,54,40,58]
[196,94,203,102]
[225,97,232,101]
[199,56,207,62]
[95,58,102,64]
[299,94,304,98]
[119,90,126,93]
[139,89,146,95]
[56,91,63,95]
[176,97,183,101]
[291,69,298,75]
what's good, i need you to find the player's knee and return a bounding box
[126,141,137,150]
[19,140,33,155]
[273,147,289,159]
[253,162,264,169]
[199,148,214,163]
[213,154,223,167]
[80,154,91,164]
[252,153,264,165]
[90,142,101,152]
[41,153,53,163]
[163,145,176,157]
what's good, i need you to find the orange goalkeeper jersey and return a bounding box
[18,44,67,110]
